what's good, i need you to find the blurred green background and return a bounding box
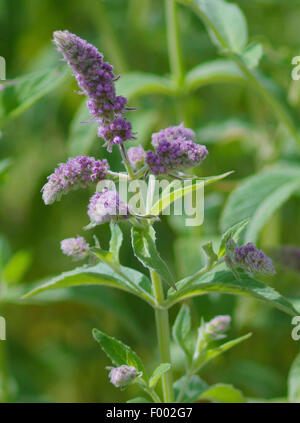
[0,0,300,402]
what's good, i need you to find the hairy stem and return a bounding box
[151,270,174,403]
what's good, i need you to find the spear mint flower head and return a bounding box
[42,156,109,205]
[146,123,208,175]
[225,238,275,276]
[53,30,134,152]
[205,315,231,340]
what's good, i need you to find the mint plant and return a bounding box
[22,21,297,404]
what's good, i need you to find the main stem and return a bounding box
[165,0,184,86]
[151,270,174,403]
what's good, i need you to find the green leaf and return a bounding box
[198,383,246,403]
[185,59,244,92]
[167,264,298,316]
[242,42,263,69]
[149,363,171,389]
[221,166,300,243]
[150,172,232,216]
[92,328,146,380]
[191,333,252,372]
[23,261,153,305]
[174,375,208,402]
[218,219,250,258]
[172,304,192,359]
[131,226,175,289]
[127,397,151,403]
[109,222,123,264]
[202,241,218,264]
[0,67,69,126]
[3,250,32,284]
[115,72,176,100]
[193,0,248,54]
[67,100,98,155]
[288,352,300,403]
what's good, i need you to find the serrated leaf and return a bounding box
[288,352,300,403]
[67,100,98,155]
[92,328,146,380]
[109,222,123,264]
[218,219,250,258]
[221,165,300,243]
[198,383,246,403]
[131,226,175,289]
[172,304,192,359]
[194,0,248,54]
[23,261,153,305]
[149,363,171,389]
[0,67,69,126]
[167,264,298,316]
[150,172,232,216]
[192,333,252,373]
[174,375,208,403]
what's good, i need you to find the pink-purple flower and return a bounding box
[61,236,90,260]
[205,315,231,340]
[87,188,130,226]
[53,30,134,152]
[106,365,138,389]
[42,156,109,205]
[146,123,208,175]
[127,145,146,169]
[225,238,275,276]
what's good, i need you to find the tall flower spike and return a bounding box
[53,30,134,152]
[87,188,130,226]
[225,238,275,276]
[42,156,109,205]
[61,236,90,261]
[146,123,208,175]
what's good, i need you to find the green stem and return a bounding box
[165,0,184,86]
[151,270,174,403]
[119,144,135,179]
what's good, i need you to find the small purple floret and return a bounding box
[106,365,138,389]
[146,123,208,175]
[42,156,109,205]
[61,236,90,260]
[87,188,130,226]
[225,238,275,275]
[205,315,231,340]
[127,145,146,169]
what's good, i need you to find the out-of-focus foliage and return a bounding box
[0,0,300,402]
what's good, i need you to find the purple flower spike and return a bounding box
[146,123,208,175]
[87,188,130,226]
[127,145,146,169]
[106,365,138,389]
[205,315,231,340]
[225,238,275,276]
[53,30,133,151]
[61,236,90,260]
[42,156,109,205]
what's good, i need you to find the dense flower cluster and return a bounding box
[107,365,138,389]
[42,156,109,205]
[60,236,90,260]
[127,145,146,169]
[146,123,208,175]
[225,238,275,275]
[53,30,133,152]
[87,188,130,226]
[205,315,231,340]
